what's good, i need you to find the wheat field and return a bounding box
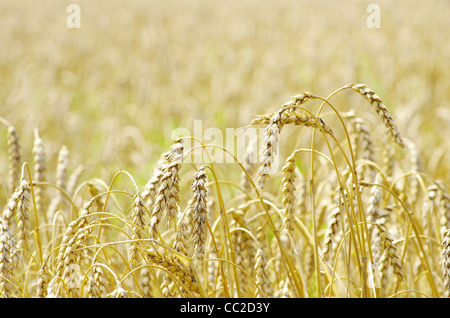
[0,0,449,298]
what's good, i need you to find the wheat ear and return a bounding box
[437,183,450,239]
[250,110,334,136]
[129,187,146,266]
[33,128,47,215]
[280,151,298,250]
[16,165,31,256]
[2,189,19,226]
[110,281,127,298]
[7,126,20,195]
[252,106,333,191]
[351,83,406,149]
[322,206,341,263]
[36,259,50,298]
[87,265,106,298]
[146,251,199,296]
[142,151,168,206]
[374,223,404,281]
[0,217,14,297]
[149,139,183,238]
[442,228,450,298]
[47,145,69,221]
[54,199,94,296]
[191,166,208,264]
[255,248,273,298]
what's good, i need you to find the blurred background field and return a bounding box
[0,0,449,195]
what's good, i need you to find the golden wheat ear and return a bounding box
[442,229,450,298]
[7,126,21,195]
[0,217,14,297]
[350,83,406,149]
[191,166,208,264]
[149,139,184,238]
